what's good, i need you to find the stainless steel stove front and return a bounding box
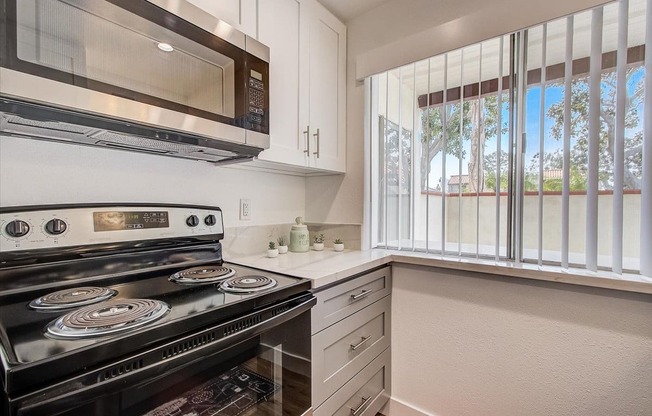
[0,204,314,416]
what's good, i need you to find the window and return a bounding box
[368,0,651,277]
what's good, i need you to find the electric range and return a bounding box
[0,204,314,416]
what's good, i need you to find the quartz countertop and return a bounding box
[226,249,652,293]
[226,249,393,289]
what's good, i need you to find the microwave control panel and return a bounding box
[247,69,267,130]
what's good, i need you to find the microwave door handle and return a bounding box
[16,296,316,416]
[303,125,310,155]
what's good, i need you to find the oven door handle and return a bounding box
[15,295,316,416]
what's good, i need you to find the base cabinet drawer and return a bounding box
[312,296,391,405]
[314,348,391,416]
[312,266,391,335]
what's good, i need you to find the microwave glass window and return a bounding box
[15,0,235,118]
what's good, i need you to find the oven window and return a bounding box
[14,0,236,119]
[137,347,307,416]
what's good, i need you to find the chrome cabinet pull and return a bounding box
[350,336,371,351]
[303,125,310,154]
[350,289,373,301]
[350,396,372,416]
[313,128,320,158]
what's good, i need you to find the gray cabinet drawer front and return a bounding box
[312,296,391,405]
[314,348,391,416]
[312,266,391,334]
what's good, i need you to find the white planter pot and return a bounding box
[278,245,288,254]
[267,249,279,258]
[313,243,324,251]
[333,243,344,252]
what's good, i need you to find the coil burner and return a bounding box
[169,266,235,284]
[46,299,170,339]
[220,275,277,294]
[29,287,117,311]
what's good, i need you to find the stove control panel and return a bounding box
[0,205,224,252]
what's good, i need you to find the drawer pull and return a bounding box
[350,336,371,351]
[350,289,373,301]
[351,396,372,416]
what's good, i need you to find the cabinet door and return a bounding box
[256,0,309,167]
[304,1,346,172]
[185,0,257,38]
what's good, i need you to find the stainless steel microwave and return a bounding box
[0,0,270,163]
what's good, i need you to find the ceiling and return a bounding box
[317,0,392,22]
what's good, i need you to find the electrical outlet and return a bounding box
[240,199,251,221]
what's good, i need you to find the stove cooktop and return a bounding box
[0,262,306,365]
[0,261,310,395]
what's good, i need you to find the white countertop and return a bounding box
[227,249,652,294]
[227,249,393,289]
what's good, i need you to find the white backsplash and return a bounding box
[306,224,361,250]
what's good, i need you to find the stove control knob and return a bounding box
[186,215,199,227]
[204,214,217,226]
[5,220,30,238]
[45,218,67,235]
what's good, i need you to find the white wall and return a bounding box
[391,264,652,416]
[0,136,305,228]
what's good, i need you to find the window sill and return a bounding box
[385,250,652,295]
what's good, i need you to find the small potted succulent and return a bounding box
[267,241,279,258]
[313,233,325,251]
[277,236,288,254]
[333,238,344,252]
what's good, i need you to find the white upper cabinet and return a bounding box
[185,0,257,38]
[257,0,308,167]
[302,0,346,172]
[258,0,346,174]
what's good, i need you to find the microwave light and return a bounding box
[157,42,174,52]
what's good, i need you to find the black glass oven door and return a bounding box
[125,321,311,416]
[10,297,313,416]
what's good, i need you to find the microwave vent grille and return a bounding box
[1,100,261,164]
[6,115,94,134]
[92,131,203,154]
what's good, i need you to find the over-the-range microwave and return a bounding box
[0,0,270,164]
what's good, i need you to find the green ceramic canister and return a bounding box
[289,217,310,252]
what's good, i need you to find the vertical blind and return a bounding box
[368,0,651,277]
